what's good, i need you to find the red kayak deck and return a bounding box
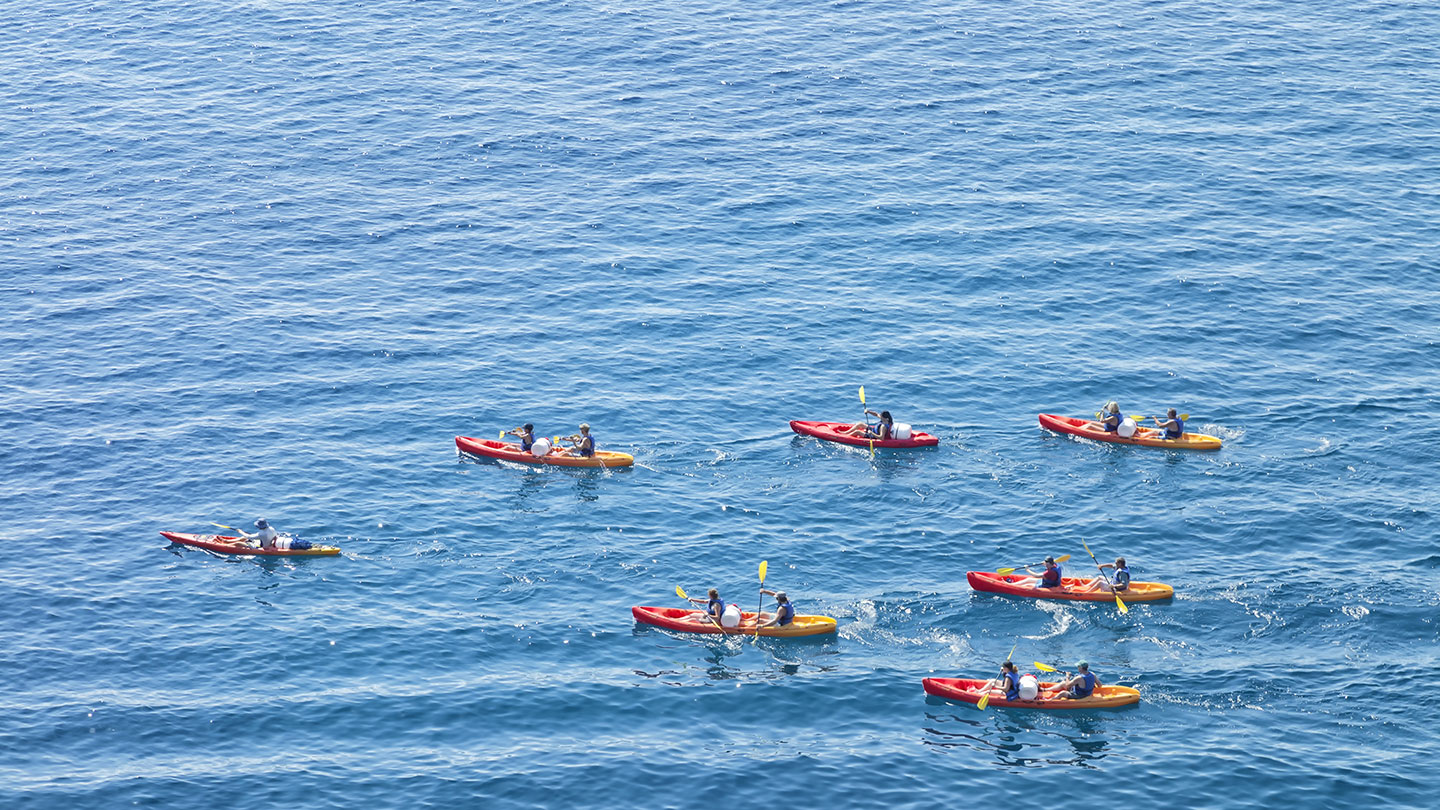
[1038,413,1221,450]
[967,571,1174,602]
[923,677,1140,709]
[631,606,837,637]
[455,436,634,468]
[160,532,340,557]
[789,420,939,448]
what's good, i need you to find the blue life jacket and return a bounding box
[1040,565,1062,587]
[1071,671,1096,698]
[1113,566,1131,590]
[876,421,892,440]
[519,434,534,452]
[1003,671,1020,701]
[777,602,794,626]
[1101,412,1120,432]
[706,597,724,619]
[578,434,595,457]
[1165,418,1184,439]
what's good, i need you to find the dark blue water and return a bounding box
[3,0,1438,806]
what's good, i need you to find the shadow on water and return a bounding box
[920,700,1134,768]
[631,624,841,682]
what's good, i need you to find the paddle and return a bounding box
[676,585,727,634]
[1082,539,1127,614]
[754,560,768,641]
[859,386,875,458]
[997,554,1070,576]
[209,522,239,533]
[1135,413,1188,422]
[978,642,1018,710]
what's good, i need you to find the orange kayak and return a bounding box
[967,571,1174,602]
[1038,413,1221,450]
[160,532,340,557]
[631,606,837,637]
[923,677,1140,709]
[455,435,634,468]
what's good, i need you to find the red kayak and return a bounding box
[967,570,1175,602]
[455,436,634,468]
[923,677,1140,709]
[631,606,837,637]
[789,420,939,448]
[160,532,341,557]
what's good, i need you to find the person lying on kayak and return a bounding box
[983,660,1022,702]
[686,588,726,626]
[234,518,313,551]
[842,410,894,440]
[752,589,795,628]
[1079,557,1131,593]
[503,423,538,452]
[1152,409,1184,440]
[557,423,595,457]
[1045,661,1100,700]
[1098,402,1122,432]
[1015,556,1064,589]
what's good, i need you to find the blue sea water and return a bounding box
[3,0,1439,806]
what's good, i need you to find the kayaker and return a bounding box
[1153,409,1184,440]
[1098,402,1122,432]
[843,409,894,440]
[687,588,726,626]
[1045,661,1100,700]
[234,518,313,551]
[559,423,595,457]
[503,423,537,452]
[1081,557,1131,593]
[984,660,1022,702]
[753,589,795,628]
[1015,556,1064,589]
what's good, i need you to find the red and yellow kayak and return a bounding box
[631,606,837,637]
[967,571,1174,602]
[160,532,341,557]
[923,677,1140,709]
[1038,414,1221,450]
[455,436,634,468]
[789,420,939,448]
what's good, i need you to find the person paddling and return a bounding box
[558,423,596,457]
[504,423,538,453]
[687,588,726,626]
[1153,408,1184,440]
[984,660,1022,702]
[1097,402,1122,432]
[1015,556,1064,589]
[753,589,796,628]
[843,409,894,440]
[1080,557,1131,593]
[234,518,312,551]
[1045,661,1100,700]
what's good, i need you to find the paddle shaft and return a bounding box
[1082,540,1128,613]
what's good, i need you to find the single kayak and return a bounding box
[789,420,939,449]
[160,532,341,557]
[631,606,838,638]
[1037,413,1221,450]
[967,570,1175,602]
[923,677,1140,709]
[455,436,634,468]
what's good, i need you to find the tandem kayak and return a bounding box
[1037,413,1221,450]
[455,436,634,468]
[923,677,1140,709]
[789,420,939,449]
[967,570,1174,602]
[160,532,341,557]
[631,606,838,637]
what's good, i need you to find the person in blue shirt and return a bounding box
[1046,661,1100,700]
[1097,402,1122,432]
[1081,557,1131,593]
[843,409,894,440]
[754,589,796,628]
[503,423,537,452]
[559,423,596,457]
[1153,408,1184,440]
[686,588,726,627]
[984,660,1022,702]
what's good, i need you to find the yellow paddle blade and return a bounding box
[1115,593,1129,614]
[758,560,768,584]
[1005,642,1017,662]
[209,522,237,531]
[675,585,689,600]
[1033,661,1058,672]
[858,385,865,405]
[996,567,1018,575]
[498,431,505,439]
[977,691,990,710]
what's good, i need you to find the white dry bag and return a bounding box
[892,423,913,440]
[1117,417,1138,438]
[1019,673,1040,700]
[720,604,742,628]
[530,437,551,456]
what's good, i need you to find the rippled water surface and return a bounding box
[3,0,1439,807]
